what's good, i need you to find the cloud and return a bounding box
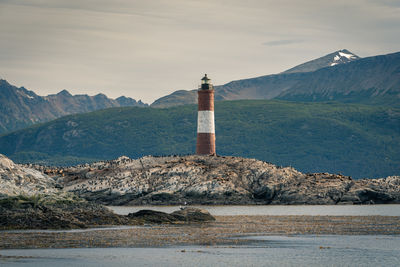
[263,40,303,46]
[367,0,400,8]
[0,0,399,103]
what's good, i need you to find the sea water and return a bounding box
[108,204,400,216]
[1,235,399,266]
[2,205,400,266]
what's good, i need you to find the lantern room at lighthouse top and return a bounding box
[200,74,212,90]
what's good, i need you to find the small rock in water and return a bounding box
[171,207,216,222]
[127,207,215,224]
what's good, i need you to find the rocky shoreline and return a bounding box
[36,155,400,205]
[0,194,215,230]
[2,153,400,229]
[0,154,215,229]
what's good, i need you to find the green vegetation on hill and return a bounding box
[0,100,399,179]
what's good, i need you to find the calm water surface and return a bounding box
[1,235,399,267]
[108,204,400,216]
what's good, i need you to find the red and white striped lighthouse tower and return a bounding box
[196,74,216,155]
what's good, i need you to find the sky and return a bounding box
[0,0,399,104]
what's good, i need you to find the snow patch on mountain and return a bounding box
[339,51,357,59]
[329,50,359,67]
[282,49,360,74]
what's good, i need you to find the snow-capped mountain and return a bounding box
[278,51,400,103]
[283,49,360,74]
[330,50,359,66]
[151,50,399,108]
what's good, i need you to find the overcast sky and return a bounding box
[0,0,399,103]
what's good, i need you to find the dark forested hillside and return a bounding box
[1,100,399,179]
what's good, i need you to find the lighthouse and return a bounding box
[196,74,216,155]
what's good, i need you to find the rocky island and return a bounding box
[1,153,400,246]
[2,153,400,229]
[33,155,400,205]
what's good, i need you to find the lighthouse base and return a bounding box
[196,133,216,155]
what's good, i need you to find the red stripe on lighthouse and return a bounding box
[196,133,216,155]
[198,90,214,111]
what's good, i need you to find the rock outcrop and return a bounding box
[0,194,215,230]
[1,155,216,229]
[0,194,126,229]
[127,207,215,224]
[170,207,216,222]
[39,155,400,205]
[2,153,399,206]
[0,154,59,197]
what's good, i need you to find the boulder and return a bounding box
[171,207,216,222]
[0,194,127,230]
[127,210,180,224]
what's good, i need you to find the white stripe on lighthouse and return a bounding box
[197,110,215,133]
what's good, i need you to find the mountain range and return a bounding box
[151,49,400,107]
[0,79,147,134]
[2,49,398,134]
